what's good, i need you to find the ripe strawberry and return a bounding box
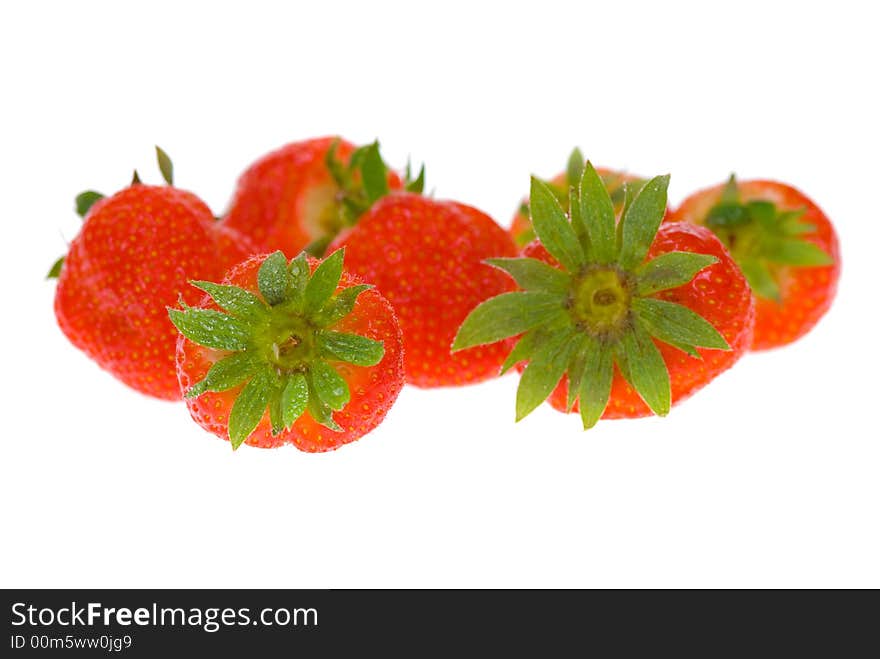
[221,137,413,256]
[52,149,256,400]
[329,193,518,387]
[170,250,404,451]
[510,148,647,247]
[668,177,839,350]
[454,163,754,428]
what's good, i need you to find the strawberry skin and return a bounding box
[221,137,402,256]
[669,179,840,350]
[329,193,518,387]
[524,222,755,418]
[54,185,255,400]
[175,253,405,452]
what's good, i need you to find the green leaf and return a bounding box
[579,162,617,263]
[318,331,384,366]
[46,256,64,279]
[307,393,342,432]
[287,253,310,307]
[348,143,370,172]
[131,169,141,185]
[568,184,588,254]
[515,328,579,421]
[644,332,701,359]
[621,178,647,201]
[281,373,309,429]
[189,281,269,323]
[565,335,590,411]
[452,291,567,351]
[613,341,633,384]
[405,162,426,194]
[777,209,811,235]
[746,200,777,232]
[636,252,718,295]
[618,180,638,220]
[618,175,670,270]
[739,258,781,302]
[579,337,614,429]
[720,173,739,204]
[312,284,372,327]
[310,360,350,411]
[185,352,258,398]
[706,203,750,229]
[75,190,104,218]
[324,139,349,188]
[763,239,833,267]
[566,148,585,186]
[500,330,539,374]
[257,251,290,305]
[618,323,671,416]
[303,235,332,258]
[155,146,174,185]
[360,141,389,203]
[529,177,585,273]
[633,297,730,351]
[513,225,536,248]
[304,249,344,314]
[485,257,571,294]
[168,308,252,351]
[228,368,273,449]
[268,387,284,436]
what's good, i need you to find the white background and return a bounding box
[1,0,877,588]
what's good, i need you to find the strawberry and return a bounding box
[52,148,256,400]
[454,163,754,428]
[169,250,404,451]
[510,148,647,247]
[329,193,518,387]
[668,177,839,350]
[221,137,414,257]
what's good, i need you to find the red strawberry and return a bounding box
[454,163,754,428]
[510,148,648,247]
[221,137,408,256]
[170,250,404,451]
[329,193,518,387]
[668,177,839,350]
[52,149,256,400]
[523,223,754,418]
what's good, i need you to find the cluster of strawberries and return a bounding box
[51,139,840,451]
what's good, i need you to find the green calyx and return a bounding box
[308,139,426,256]
[514,147,646,247]
[168,249,384,450]
[454,161,730,429]
[704,175,833,302]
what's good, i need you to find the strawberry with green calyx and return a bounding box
[669,176,839,350]
[221,136,420,257]
[52,147,256,400]
[509,147,647,247]
[454,163,754,428]
[170,249,404,451]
